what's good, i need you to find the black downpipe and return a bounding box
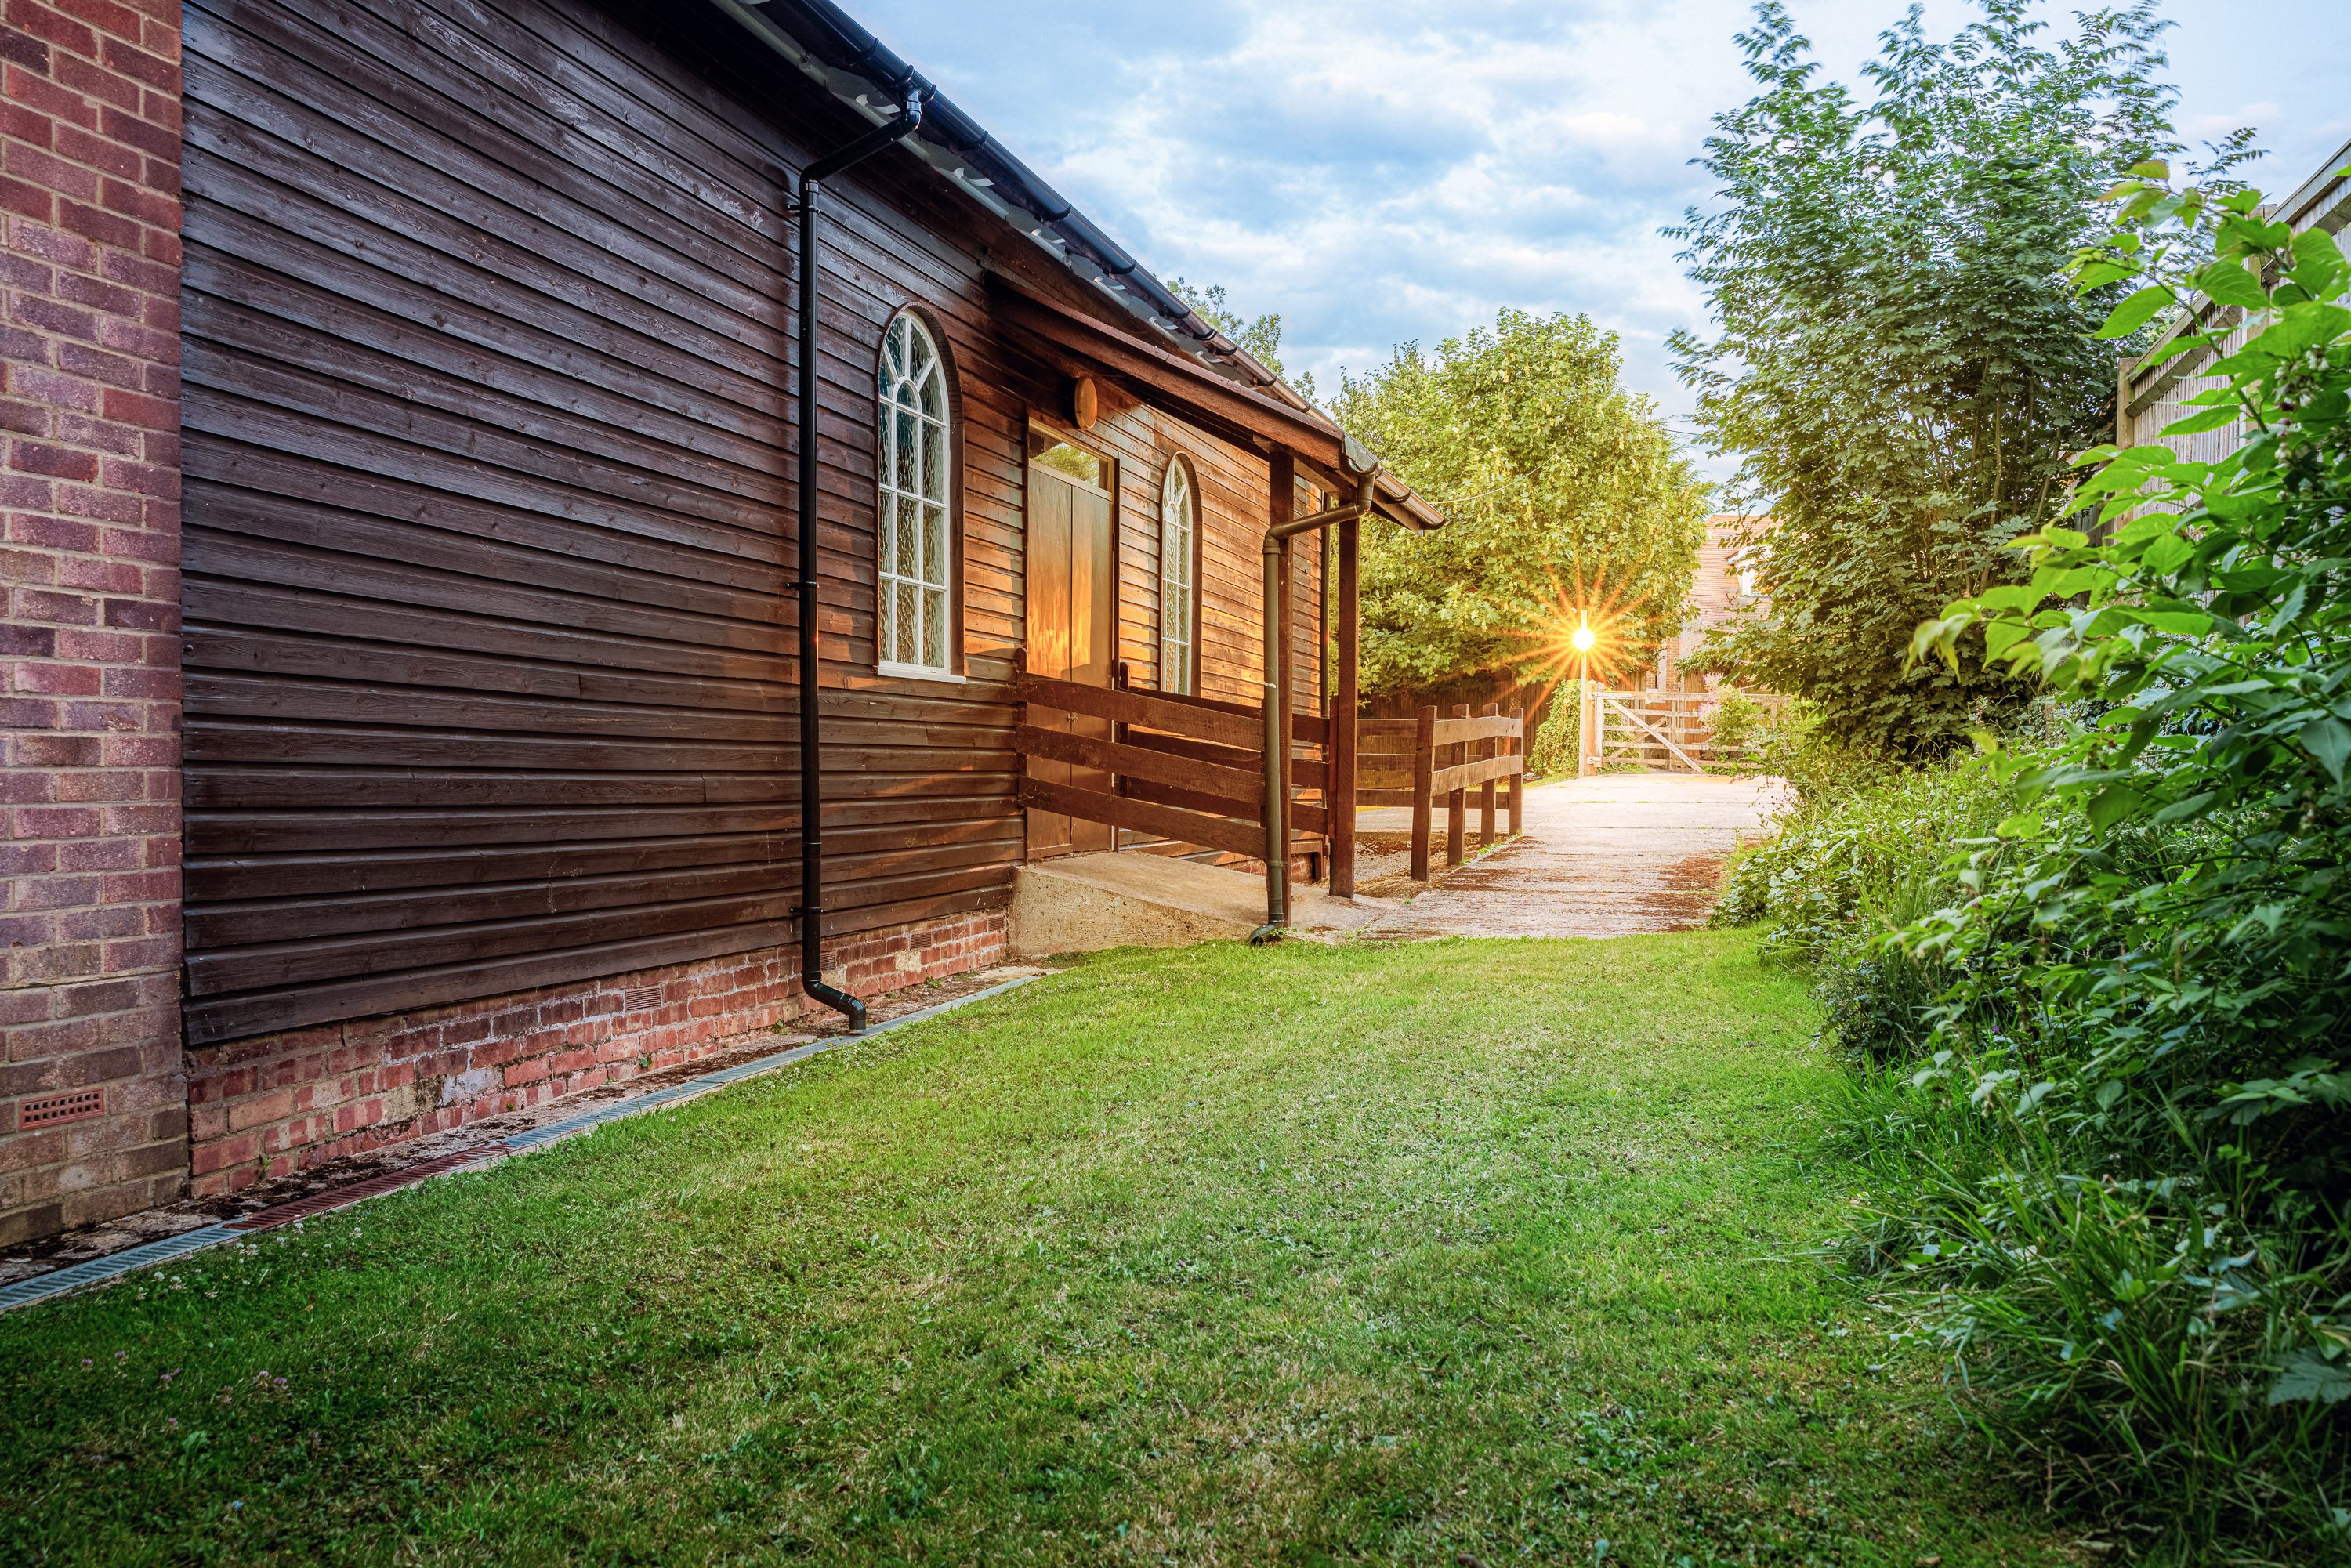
[794,90,923,1033]
[1254,498,1368,938]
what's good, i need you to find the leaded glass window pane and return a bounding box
[875,311,954,674]
[1159,458,1195,695]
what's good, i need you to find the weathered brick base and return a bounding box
[183,908,1008,1197]
[0,969,183,1245]
[1,0,187,1250]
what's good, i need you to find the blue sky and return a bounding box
[843,0,2349,480]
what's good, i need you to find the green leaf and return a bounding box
[2195,258,2269,310]
[2288,230,2350,293]
[2267,582,2309,635]
[2149,791,2217,824]
[2127,159,2168,179]
[2276,299,2351,351]
[2268,1349,2351,1407]
[2086,785,2143,831]
[2143,534,2194,574]
[2301,718,2351,784]
[2127,608,2212,635]
[2161,406,2242,436]
[2094,285,2174,339]
[1983,620,2030,659]
[1994,812,2046,840]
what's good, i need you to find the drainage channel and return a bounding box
[0,973,1040,1314]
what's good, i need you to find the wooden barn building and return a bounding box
[0,0,1443,1244]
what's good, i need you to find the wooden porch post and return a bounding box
[1477,701,1498,847]
[1331,481,1363,896]
[1269,450,1295,913]
[1508,705,1525,837]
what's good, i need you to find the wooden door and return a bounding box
[1025,456,1115,856]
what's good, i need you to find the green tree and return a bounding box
[1331,309,1706,696]
[1668,0,2180,759]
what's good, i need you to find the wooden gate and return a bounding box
[1580,690,1790,773]
[1591,691,1709,773]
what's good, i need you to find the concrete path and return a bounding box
[1358,772,1788,940]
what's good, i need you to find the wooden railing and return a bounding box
[1012,670,1327,864]
[1358,702,1523,879]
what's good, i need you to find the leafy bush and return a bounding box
[1697,686,1770,767]
[1744,703,1907,809]
[1523,682,1586,777]
[1711,754,2010,963]
[1829,162,2351,1555]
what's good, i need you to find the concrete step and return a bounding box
[1008,852,1396,957]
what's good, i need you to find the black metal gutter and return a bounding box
[789,90,925,1033]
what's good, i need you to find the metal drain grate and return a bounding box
[222,1145,512,1231]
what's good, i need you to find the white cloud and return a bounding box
[852,0,2351,483]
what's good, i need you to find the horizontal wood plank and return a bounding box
[1012,723,1262,803]
[1431,715,1523,747]
[1016,777,1265,860]
[1017,671,1262,750]
[1430,755,1525,795]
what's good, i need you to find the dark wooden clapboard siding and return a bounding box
[182,0,1320,1045]
[177,0,1031,1045]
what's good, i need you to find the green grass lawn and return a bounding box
[3,932,2070,1566]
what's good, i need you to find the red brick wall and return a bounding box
[184,909,1009,1197]
[0,0,184,1248]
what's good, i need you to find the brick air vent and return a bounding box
[20,1090,107,1130]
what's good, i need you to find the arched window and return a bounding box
[1158,456,1197,694]
[876,310,952,675]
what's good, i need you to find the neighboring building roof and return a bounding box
[2120,136,2351,457]
[1690,514,1757,619]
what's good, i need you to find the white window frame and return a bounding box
[875,310,958,681]
[1158,455,1197,694]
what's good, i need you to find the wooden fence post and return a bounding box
[1410,704,1435,882]
[1508,705,1525,837]
[1446,703,1469,866]
[1331,507,1360,898]
[1477,701,1498,848]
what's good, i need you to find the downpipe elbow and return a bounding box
[804,974,868,1034]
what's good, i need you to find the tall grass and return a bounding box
[1722,736,2351,1560]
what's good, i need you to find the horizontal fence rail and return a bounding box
[1357,703,1526,879]
[1012,670,1328,867]
[1012,674,1527,900]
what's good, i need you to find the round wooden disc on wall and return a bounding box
[1073,375,1098,431]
